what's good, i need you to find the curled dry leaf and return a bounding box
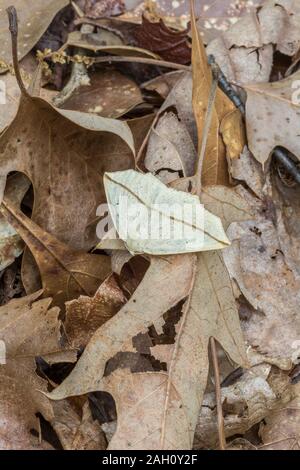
[0,291,74,450]
[62,70,143,119]
[195,366,292,450]
[51,401,107,450]
[207,0,300,85]
[229,147,265,199]
[191,1,243,186]
[245,70,300,166]
[143,111,197,184]
[0,0,69,66]
[0,77,152,294]
[142,70,184,99]
[104,170,230,255]
[0,91,135,253]
[65,274,126,348]
[133,15,191,65]
[0,196,111,309]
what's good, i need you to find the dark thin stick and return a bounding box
[208,55,245,115]
[210,337,226,450]
[93,55,191,71]
[6,6,30,98]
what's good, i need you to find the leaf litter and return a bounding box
[0,0,299,451]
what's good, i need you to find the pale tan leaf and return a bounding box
[104,170,230,255]
[245,70,300,166]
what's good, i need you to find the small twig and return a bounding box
[6,6,30,98]
[210,337,226,450]
[93,55,191,71]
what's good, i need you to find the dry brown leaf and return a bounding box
[229,147,265,199]
[52,401,107,450]
[0,0,69,66]
[259,383,300,450]
[207,0,300,85]
[0,173,31,271]
[191,1,239,186]
[143,111,197,183]
[65,274,126,348]
[62,69,143,119]
[0,197,111,309]
[0,291,73,450]
[133,14,191,65]
[245,70,300,166]
[47,185,249,449]
[142,71,184,99]
[224,217,300,361]
[0,90,135,253]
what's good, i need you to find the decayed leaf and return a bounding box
[142,71,184,100]
[224,217,300,361]
[273,176,300,280]
[207,0,300,85]
[0,173,30,272]
[191,1,240,186]
[0,197,111,309]
[0,291,73,450]
[62,70,143,119]
[144,111,197,183]
[46,254,195,400]
[134,15,191,65]
[104,170,230,255]
[259,383,300,450]
[0,0,69,66]
[65,274,126,348]
[245,70,300,166]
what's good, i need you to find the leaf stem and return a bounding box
[210,337,226,450]
[93,55,191,71]
[6,6,30,98]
